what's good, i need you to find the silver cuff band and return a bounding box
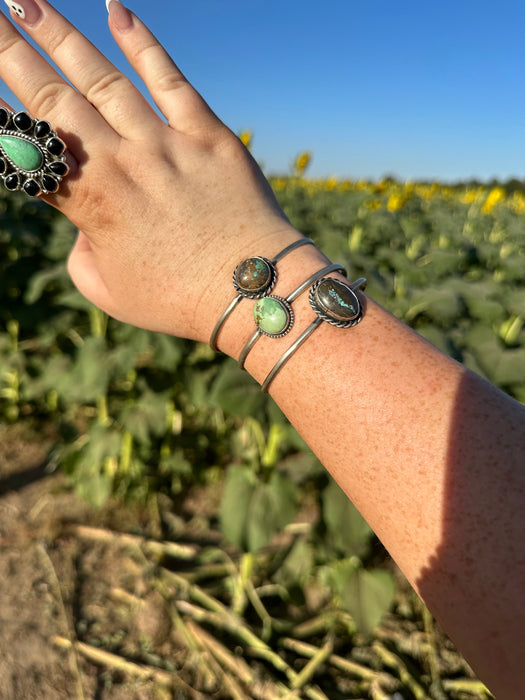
[209,237,314,350]
[260,277,367,393]
[237,262,347,369]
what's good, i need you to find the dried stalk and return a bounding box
[73,524,198,560]
[372,641,426,699]
[175,600,295,681]
[37,544,86,700]
[290,637,333,690]
[281,637,378,682]
[186,620,254,687]
[52,636,198,695]
[442,678,494,696]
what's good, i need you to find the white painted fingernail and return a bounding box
[4,0,25,19]
[106,0,133,32]
[4,0,42,26]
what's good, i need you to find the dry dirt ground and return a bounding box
[0,425,189,700]
[0,424,489,700]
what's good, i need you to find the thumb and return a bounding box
[67,230,114,314]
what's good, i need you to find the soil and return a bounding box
[0,424,487,700]
[0,425,174,700]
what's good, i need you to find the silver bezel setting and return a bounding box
[0,108,69,197]
[232,256,277,299]
[309,277,365,328]
[254,295,294,338]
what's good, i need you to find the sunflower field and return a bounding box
[1,168,522,698]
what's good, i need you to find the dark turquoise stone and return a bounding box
[5,174,19,191]
[234,257,271,293]
[316,279,359,321]
[0,108,10,128]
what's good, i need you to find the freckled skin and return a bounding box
[1,1,522,694]
[242,274,525,699]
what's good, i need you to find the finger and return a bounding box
[107,1,221,135]
[0,9,106,144]
[1,0,156,138]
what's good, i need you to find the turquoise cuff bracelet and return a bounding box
[211,237,366,394]
[209,237,314,350]
[260,276,367,393]
[237,262,347,369]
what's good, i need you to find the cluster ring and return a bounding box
[0,108,69,197]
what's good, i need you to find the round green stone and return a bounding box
[254,297,290,336]
[0,135,43,172]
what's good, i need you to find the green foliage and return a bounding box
[319,559,396,637]
[1,176,524,638]
[220,466,298,551]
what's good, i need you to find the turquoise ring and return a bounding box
[0,108,69,197]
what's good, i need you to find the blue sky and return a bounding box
[1,0,525,182]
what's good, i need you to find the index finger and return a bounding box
[1,0,156,138]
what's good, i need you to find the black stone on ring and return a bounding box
[0,108,69,197]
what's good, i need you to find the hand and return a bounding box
[0,0,299,342]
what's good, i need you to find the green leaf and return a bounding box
[150,333,185,371]
[280,452,324,485]
[55,289,95,311]
[75,471,113,509]
[405,286,463,325]
[24,264,68,303]
[274,538,314,590]
[267,470,299,530]
[209,359,266,417]
[119,390,169,443]
[339,567,396,637]
[56,336,111,403]
[246,471,298,552]
[65,424,122,507]
[220,465,256,549]
[246,485,275,552]
[492,348,525,386]
[322,478,372,557]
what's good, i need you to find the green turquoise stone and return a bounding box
[254,297,290,335]
[235,257,271,293]
[316,279,359,320]
[0,135,43,172]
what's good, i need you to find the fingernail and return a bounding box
[106,0,133,33]
[3,0,43,26]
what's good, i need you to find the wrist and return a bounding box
[200,230,357,386]
[191,224,327,352]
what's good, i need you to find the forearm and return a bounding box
[2,0,521,693]
[215,233,525,698]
